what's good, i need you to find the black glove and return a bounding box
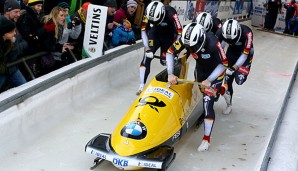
[72,17,81,26]
[129,39,136,44]
[68,17,81,29]
[67,22,73,29]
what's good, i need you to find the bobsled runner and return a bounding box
[85,55,204,170]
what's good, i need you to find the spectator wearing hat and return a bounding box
[57,1,71,23]
[114,0,137,24]
[27,0,43,14]
[103,0,117,51]
[68,1,90,59]
[57,1,81,44]
[114,0,139,40]
[3,0,21,22]
[112,19,135,47]
[17,0,45,54]
[0,16,17,91]
[3,0,28,89]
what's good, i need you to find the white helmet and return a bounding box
[145,1,165,25]
[196,12,213,32]
[181,23,206,53]
[222,19,241,44]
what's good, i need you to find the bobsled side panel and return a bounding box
[111,78,202,156]
[111,79,183,156]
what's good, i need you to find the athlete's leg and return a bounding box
[159,35,175,66]
[137,32,160,95]
[198,78,223,152]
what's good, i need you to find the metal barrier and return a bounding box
[0,42,143,113]
[6,49,78,80]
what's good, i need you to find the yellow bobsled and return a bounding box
[85,55,204,170]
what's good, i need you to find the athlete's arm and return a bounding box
[234,31,253,68]
[141,16,150,49]
[207,41,227,82]
[166,39,184,84]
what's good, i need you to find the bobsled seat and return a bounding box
[156,59,183,82]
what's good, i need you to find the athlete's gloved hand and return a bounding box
[226,67,236,75]
[145,50,154,59]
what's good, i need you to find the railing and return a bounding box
[6,49,78,80]
[0,42,143,112]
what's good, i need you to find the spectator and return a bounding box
[133,0,145,40]
[288,16,298,35]
[57,1,81,44]
[3,0,28,89]
[283,0,298,34]
[68,1,90,59]
[0,16,17,90]
[112,19,135,47]
[103,0,117,51]
[114,0,137,24]
[57,2,71,23]
[264,0,282,31]
[4,0,21,23]
[40,6,74,73]
[56,1,81,65]
[114,0,138,40]
[17,0,45,54]
[20,0,28,10]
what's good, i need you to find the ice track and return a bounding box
[1,21,298,171]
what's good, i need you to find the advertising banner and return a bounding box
[171,0,197,26]
[251,0,265,27]
[83,4,107,58]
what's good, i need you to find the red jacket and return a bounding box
[284,1,298,17]
[114,7,129,24]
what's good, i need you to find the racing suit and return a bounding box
[166,32,227,143]
[216,24,254,105]
[138,5,182,91]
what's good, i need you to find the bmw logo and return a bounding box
[120,121,147,140]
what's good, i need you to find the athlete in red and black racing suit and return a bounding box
[137,4,182,95]
[215,19,254,115]
[166,23,228,151]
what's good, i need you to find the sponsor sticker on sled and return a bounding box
[90,149,107,159]
[113,158,129,167]
[145,87,174,99]
[138,161,159,168]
